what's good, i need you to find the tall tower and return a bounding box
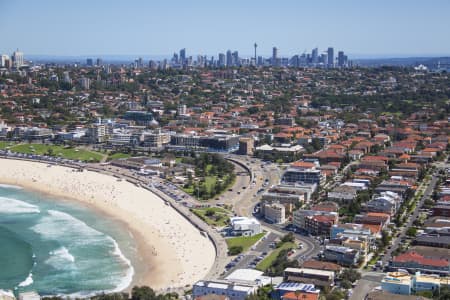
[254,43,257,65]
[272,47,278,66]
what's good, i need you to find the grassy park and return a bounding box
[256,242,296,271]
[7,143,104,162]
[226,232,265,253]
[190,206,231,227]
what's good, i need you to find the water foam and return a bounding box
[0,184,23,189]
[17,272,33,287]
[33,210,134,295]
[45,247,76,270]
[0,197,40,214]
[31,210,104,243]
[108,237,134,293]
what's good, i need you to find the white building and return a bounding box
[229,217,261,237]
[193,269,272,300]
[12,50,24,68]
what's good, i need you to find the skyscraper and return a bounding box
[232,51,239,66]
[338,51,346,67]
[311,48,319,64]
[218,53,225,67]
[254,43,257,65]
[272,47,278,66]
[179,48,186,65]
[12,49,24,68]
[327,47,334,68]
[86,58,93,66]
[96,58,103,66]
[226,50,232,67]
[0,55,10,68]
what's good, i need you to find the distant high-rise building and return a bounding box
[96,58,103,66]
[86,58,93,66]
[80,77,91,90]
[63,71,71,84]
[12,49,24,68]
[177,103,187,116]
[179,48,186,65]
[218,53,226,67]
[311,48,319,64]
[272,47,278,66]
[254,43,257,65]
[172,53,179,65]
[1,55,10,68]
[338,51,347,67]
[232,51,239,66]
[321,53,328,66]
[327,47,334,67]
[226,50,232,67]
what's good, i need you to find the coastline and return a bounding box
[0,158,216,292]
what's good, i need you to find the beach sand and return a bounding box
[0,158,216,291]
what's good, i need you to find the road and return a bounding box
[349,272,384,300]
[381,171,440,266]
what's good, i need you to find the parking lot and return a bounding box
[222,232,281,277]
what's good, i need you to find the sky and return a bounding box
[1,0,450,58]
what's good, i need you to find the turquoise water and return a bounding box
[0,184,136,296]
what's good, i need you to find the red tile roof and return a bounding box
[393,251,449,267]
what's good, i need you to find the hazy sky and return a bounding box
[1,0,450,58]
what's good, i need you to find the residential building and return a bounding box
[323,245,360,266]
[390,251,450,275]
[293,209,338,236]
[282,161,325,185]
[327,185,358,203]
[193,269,272,300]
[237,137,254,155]
[263,202,286,224]
[283,268,334,288]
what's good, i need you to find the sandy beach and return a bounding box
[0,158,216,291]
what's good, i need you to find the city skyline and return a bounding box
[1,0,450,57]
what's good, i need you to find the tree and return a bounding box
[340,268,361,283]
[131,286,156,300]
[406,227,417,237]
[341,279,353,290]
[205,209,215,217]
[228,245,243,256]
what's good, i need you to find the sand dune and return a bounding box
[0,158,215,291]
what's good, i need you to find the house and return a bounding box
[366,192,402,216]
[273,282,320,300]
[327,185,358,203]
[281,291,319,300]
[283,268,334,288]
[301,260,342,274]
[228,217,262,237]
[390,251,450,275]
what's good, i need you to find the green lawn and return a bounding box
[9,144,104,162]
[0,141,16,150]
[226,232,265,252]
[256,242,296,271]
[191,207,231,227]
[107,152,132,161]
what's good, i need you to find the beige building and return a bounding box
[263,202,286,224]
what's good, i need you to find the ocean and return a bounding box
[0,184,136,296]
